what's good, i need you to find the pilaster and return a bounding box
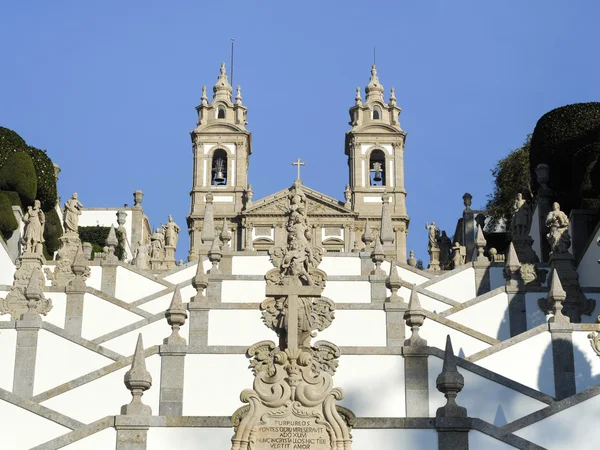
[13,317,41,398]
[549,322,576,400]
[158,345,187,416]
[115,416,150,450]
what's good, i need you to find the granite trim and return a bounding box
[465,324,548,363]
[42,322,123,361]
[439,286,507,318]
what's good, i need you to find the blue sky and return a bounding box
[2,1,599,262]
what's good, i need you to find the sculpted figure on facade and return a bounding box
[426,222,440,251]
[439,230,452,268]
[511,193,530,237]
[22,200,45,255]
[63,192,83,234]
[150,227,165,260]
[133,240,150,269]
[546,202,571,255]
[163,215,181,248]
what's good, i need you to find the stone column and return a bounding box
[130,190,145,259]
[404,286,429,417]
[188,261,209,346]
[384,262,406,347]
[65,245,88,336]
[244,223,253,251]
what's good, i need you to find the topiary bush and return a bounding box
[79,226,125,259]
[530,102,600,213]
[1,190,21,207]
[0,192,18,240]
[43,208,61,257]
[0,152,37,207]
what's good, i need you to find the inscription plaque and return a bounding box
[253,416,330,450]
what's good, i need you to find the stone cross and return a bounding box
[291,157,306,181]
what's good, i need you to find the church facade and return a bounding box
[0,64,599,450]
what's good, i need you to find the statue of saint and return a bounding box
[511,193,530,237]
[63,192,83,234]
[163,215,181,248]
[150,228,165,260]
[425,222,440,250]
[545,202,571,254]
[22,200,45,254]
[439,230,452,266]
[451,242,466,269]
[133,240,149,269]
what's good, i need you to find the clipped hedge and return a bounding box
[530,102,600,213]
[0,152,37,207]
[79,226,125,260]
[0,192,18,239]
[2,190,22,207]
[44,208,61,257]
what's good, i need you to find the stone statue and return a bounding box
[22,200,45,254]
[163,215,181,248]
[452,242,466,269]
[134,240,149,269]
[344,184,351,206]
[439,230,452,267]
[425,222,440,250]
[150,228,165,260]
[546,202,571,255]
[511,193,530,237]
[63,193,83,234]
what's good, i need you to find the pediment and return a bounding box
[244,184,357,217]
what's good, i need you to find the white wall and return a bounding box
[352,429,438,450]
[446,292,511,341]
[163,259,210,284]
[426,268,476,302]
[419,318,491,357]
[102,318,184,354]
[317,310,386,347]
[429,356,546,425]
[114,266,165,301]
[469,430,518,449]
[41,354,161,424]
[320,257,361,276]
[578,225,600,287]
[63,428,116,449]
[322,281,371,304]
[0,328,16,391]
[476,331,555,397]
[0,398,70,449]
[221,280,266,303]
[147,428,233,450]
[34,329,113,395]
[0,242,15,285]
[208,310,273,346]
[231,255,272,276]
[489,267,506,291]
[525,293,550,330]
[572,331,600,393]
[397,286,452,313]
[515,393,600,449]
[81,293,143,341]
[87,266,102,290]
[381,261,430,285]
[44,292,67,328]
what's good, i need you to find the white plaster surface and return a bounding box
[232,255,272,276]
[352,429,438,449]
[429,356,546,426]
[419,317,491,357]
[489,267,506,291]
[0,243,15,285]
[114,266,165,301]
[183,354,254,416]
[81,293,143,341]
[476,331,555,396]
[138,292,175,315]
[222,280,266,303]
[207,310,273,346]
[381,261,429,285]
[525,293,550,330]
[0,328,16,391]
[447,292,511,341]
[320,257,361,276]
[86,265,102,290]
[0,398,70,449]
[42,354,161,424]
[572,330,600,393]
[426,267,476,302]
[102,318,185,354]
[322,281,371,304]
[335,355,405,417]
[469,430,518,449]
[34,329,113,395]
[317,310,386,347]
[43,292,67,328]
[397,286,452,313]
[147,428,233,449]
[515,392,600,449]
[578,225,600,288]
[62,427,116,449]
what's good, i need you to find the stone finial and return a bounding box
[548,270,569,323]
[436,335,466,418]
[213,62,232,101]
[69,244,88,289]
[389,87,396,106]
[504,242,521,280]
[201,85,208,106]
[220,219,231,249]
[362,219,373,249]
[164,286,187,345]
[208,238,222,273]
[404,285,426,346]
[235,85,242,105]
[82,242,93,260]
[201,192,215,245]
[407,250,417,267]
[121,334,152,416]
[365,64,384,102]
[133,190,143,209]
[105,225,119,263]
[380,191,394,247]
[462,193,472,211]
[192,260,208,301]
[355,86,362,105]
[386,260,404,303]
[475,224,487,262]
[370,235,385,275]
[116,210,127,227]
[23,267,44,320]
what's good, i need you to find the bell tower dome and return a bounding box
[345,65,409,261]
[187,63,252,260]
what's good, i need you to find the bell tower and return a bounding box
[187,63,252,260]
[345,65,409,261]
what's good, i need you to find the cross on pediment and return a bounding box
[292,157,306,180]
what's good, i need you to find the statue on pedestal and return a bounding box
[425,222,441,270]
[63,193,83,234]
[22,200,45,255]
[511,193,530,237]
[546,202,571,255]
[150,228,165,260]
[163,215,181,249]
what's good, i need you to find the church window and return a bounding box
[372,106,381,120]
[217,107,226,119]
[211,149,228,185]
[369,149,386,186]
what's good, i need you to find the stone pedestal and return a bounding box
[163,245,176,270]
[384,302,406,347]
[115,416,150,450]
[101,259,118,297]
[45,233,82,287]
[359,251,373,275]
[158,345,187,416]
[187,301,209,346]
[403,346,429,417]
[428,248,441,271]
[65,288,85,336]
[549,322,576,400]
[13,317,42,398]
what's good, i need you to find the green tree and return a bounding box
[486,135,533,230]
[0,192,18,239]
[0,151,38,207]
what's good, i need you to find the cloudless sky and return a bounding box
[2,1,599,262]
